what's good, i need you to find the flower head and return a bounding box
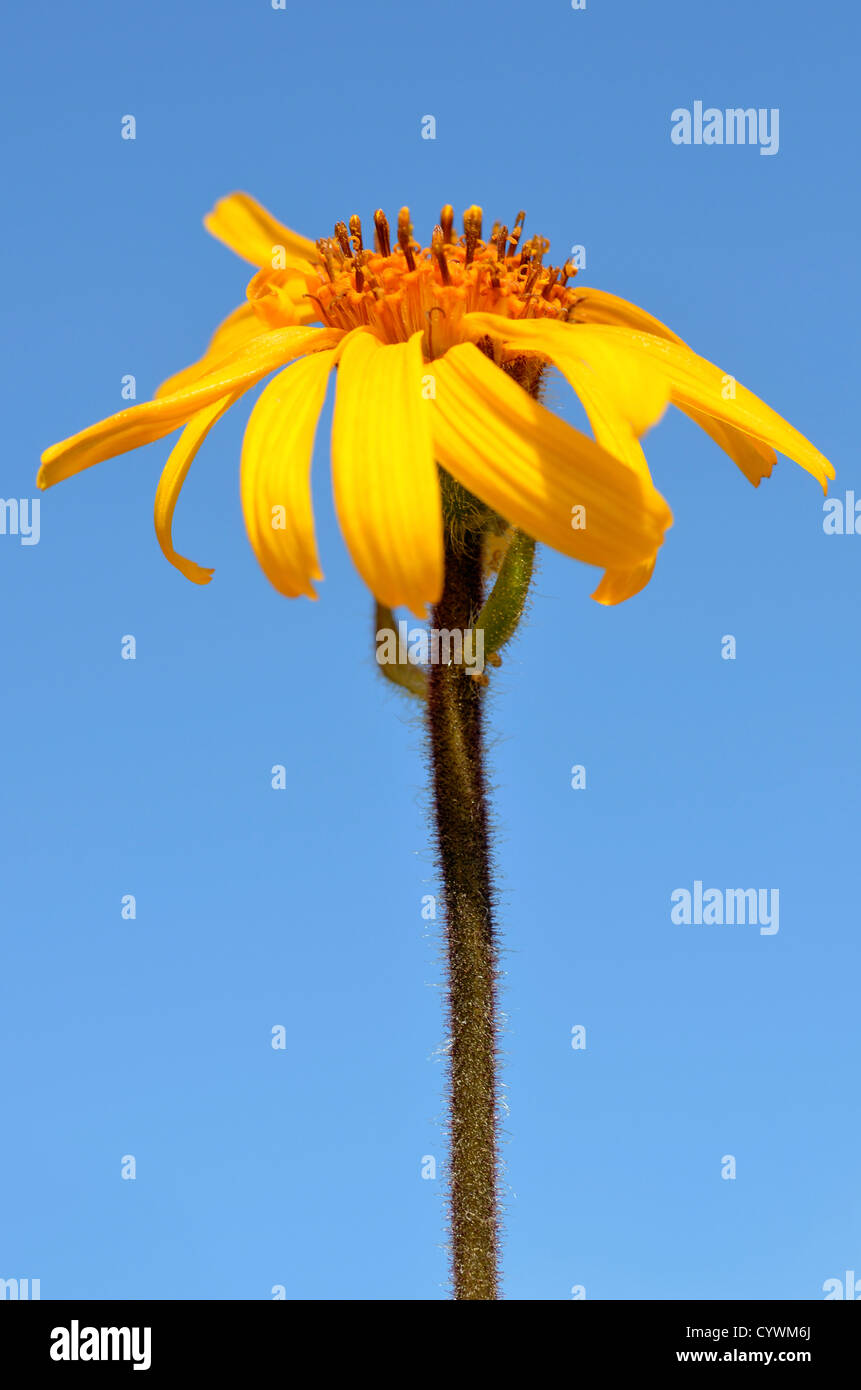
[39,194,833,614]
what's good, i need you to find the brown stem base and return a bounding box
[427,526,500,1300]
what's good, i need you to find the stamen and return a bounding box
[374,209,391,257]
[432,226,452,285]
[305,293,332,325]
[541,268,559,300]
[315,238,338,281]
[303,204,579,349]
[426,303,446,358]
[463,205,483,265]
[508,211,526,257]
[519,235,537,265]
[334,222,353,258]
[397,208,416,271]
[522,263,543,296]
[359,256,380,290]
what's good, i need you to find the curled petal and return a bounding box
[569,288,784,486]
[591,557,657,606]
[462,312,668,477]
[154,393,240,584]
[603,327,835,492]
[431,343,672,571]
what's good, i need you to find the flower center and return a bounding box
[246,205,581,360]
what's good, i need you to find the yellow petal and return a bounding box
[570,288,780,486]
[591,557,657,606]
[431,343,672,569]
[154,393,238,584]
[240,349,339,599]
[463,312,669,477]
[155,303,262,399]
[39,327,341,488]
[683,408,776,486]
[245,265,318,331]
[546,323,669,441]
[331,331,444,617]
[568,286,686,342]
[515,320,776,488]
[600,327,834,491]
[204,192,318,269]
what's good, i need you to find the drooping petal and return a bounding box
[683,409,776,486]
[591,415,778,602]
[331,330,444,617]
[38,327,342,488]
[430,343,673,570]
[464,321,663,606]
[155,303,262,399]
[462,312,669,476]
[460,315,676,604]
[154,393,239,584]
[204,192,318,269]
[468,311,776,492]
[569,288,780,484]
[595,326,835,491]
[590,557,657,606]
[545,323,669,442]
[240,349,340,599]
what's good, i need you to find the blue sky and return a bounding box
[2,0,859,1300]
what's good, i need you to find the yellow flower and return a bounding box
[39,194,833,615]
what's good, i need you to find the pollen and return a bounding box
[245,205,582,360]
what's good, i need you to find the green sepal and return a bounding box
[373,602,428,701]
[474,529,535,658]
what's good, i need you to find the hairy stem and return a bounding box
[427,526,500,1300]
